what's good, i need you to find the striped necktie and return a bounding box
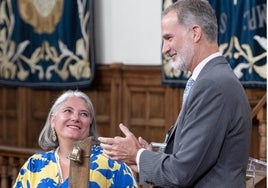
[183,77,195,104]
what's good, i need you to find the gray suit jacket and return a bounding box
[139,56,252,188]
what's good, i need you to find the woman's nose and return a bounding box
[71,112,80,121]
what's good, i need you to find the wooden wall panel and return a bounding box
[85,64,123,137]
[87,87,114,137]
[0,64,266,161]
[0,88,19,146]
[25,90,62,148]
[124,87,167,142]
[122,66,172,143]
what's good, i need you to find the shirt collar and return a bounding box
[191,52,222,81]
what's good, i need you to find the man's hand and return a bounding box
[98,123,142,164]
[138,136,152,151]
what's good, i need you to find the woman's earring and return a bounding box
[52,128,57,142]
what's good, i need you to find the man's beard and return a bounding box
[171,43,194,72]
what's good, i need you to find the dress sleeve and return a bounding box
[13,158,31,188]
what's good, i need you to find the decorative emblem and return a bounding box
[18,0,64,34]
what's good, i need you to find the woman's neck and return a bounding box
[57,140,75,158]
[55,143,74,183]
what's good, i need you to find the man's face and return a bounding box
[161,11,194,71]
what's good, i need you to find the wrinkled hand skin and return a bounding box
[138,136,152,151]
[98,123,151,167]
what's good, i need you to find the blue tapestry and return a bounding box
[162,0,266,88]
[0,0,95,89]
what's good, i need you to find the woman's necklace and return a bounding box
[55,147,64,184]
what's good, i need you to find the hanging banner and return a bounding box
[0,0,95,89]
[162,0,266,88]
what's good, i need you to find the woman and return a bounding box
[14,90,137,188]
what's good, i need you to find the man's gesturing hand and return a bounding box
[98,123,142,165]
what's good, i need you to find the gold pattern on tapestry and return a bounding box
[0,0,91,81]
[219,36,267,79]
[18,0,64,34]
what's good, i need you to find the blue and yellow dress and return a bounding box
[14,145,138,188]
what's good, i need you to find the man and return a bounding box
[98,0,252,187]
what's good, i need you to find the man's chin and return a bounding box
[171,61,187,71]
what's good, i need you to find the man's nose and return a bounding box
[162,41,170,55]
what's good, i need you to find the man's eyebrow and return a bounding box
[162,33,173,39]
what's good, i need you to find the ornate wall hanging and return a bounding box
[0,0,95,89]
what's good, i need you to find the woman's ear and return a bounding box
[50,114,55,128]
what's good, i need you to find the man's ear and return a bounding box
[191,25,202,43]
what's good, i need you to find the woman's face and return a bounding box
[51,96,91,143]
